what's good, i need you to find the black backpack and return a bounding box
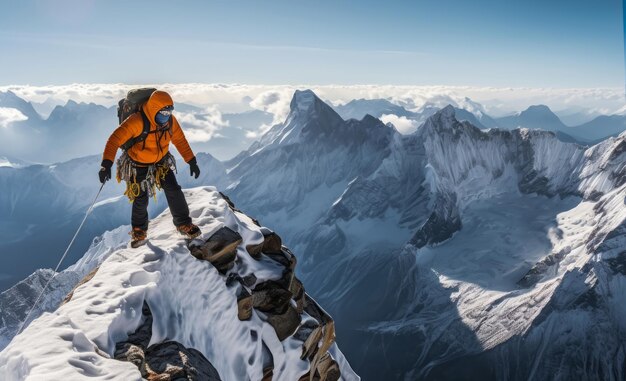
[117,88,156,151]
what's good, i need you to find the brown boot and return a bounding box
[176,222,201,239]
[130,227,148,248]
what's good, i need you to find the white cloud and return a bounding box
[248,89,295,135]
[173,106,229,143]
[245,130,260,139]
[1,83,623,134]
[380,114,418,134]
[0,107,28,127]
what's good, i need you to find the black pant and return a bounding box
[132,167,191,230]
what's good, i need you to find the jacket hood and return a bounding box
[142,90,174,126]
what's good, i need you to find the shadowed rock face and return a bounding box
[115,303,221,381]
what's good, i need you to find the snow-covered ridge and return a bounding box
[0,187,358,380]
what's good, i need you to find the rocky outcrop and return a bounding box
[115,303,221,381]
[189,226,242,274]
[189,194,342,381]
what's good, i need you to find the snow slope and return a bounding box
[0,187,358,380]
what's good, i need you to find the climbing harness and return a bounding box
[116,151,177,202]
[15,182,105,336]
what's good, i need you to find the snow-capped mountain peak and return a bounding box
[0,91,41,122]
[420,104,461,133]
[286,89,344,127]
[290,89,318,113]
[250,89,350,149]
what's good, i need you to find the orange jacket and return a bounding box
[102,90,195,165]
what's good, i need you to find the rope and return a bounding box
[117,151,176,203]
[15,182,105,336]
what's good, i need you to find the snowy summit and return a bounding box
[0,187,358,381]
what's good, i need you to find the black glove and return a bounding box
[188,157,200,179]
[99,159,113,184]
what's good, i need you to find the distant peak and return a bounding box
[0,90,23,101]
[523,105,553,114]
[419,104,459,135]
[440,104,456,117]
[290,89,319,112]
[287,89,342,124]
[361,113,379,123]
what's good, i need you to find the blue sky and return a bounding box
[0,0,623,87]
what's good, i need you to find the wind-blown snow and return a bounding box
[0,187,358,381]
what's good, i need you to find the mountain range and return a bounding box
[2,90,626,164]
[1,89,625,380]
[332,96,626,144]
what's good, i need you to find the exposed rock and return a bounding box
[262,232,283,254]
[262,368,273,381]
[218,192,237,210]
[518,247,570,288]
[298,352,340,381]
[294,319,320,342]
[242,273,257,287]
[261,341,274,381]
[237,288,253,321]
[115,302,221,381]
[518,169,551,196]
[115,343,146,375]
[264,251,291,267]
[587,190,604,201]
[225,273,257,288]
[267,304,301,341]
[252,281,293,314]
[144,341,221,381]
[300,325,324,361]
[304,294,332,325]
[189,227,242,273]
[314,352,341,381]
[246,242,264,259]
[409,193,461,249]
[608,138,626,161]
[219,192,262,226]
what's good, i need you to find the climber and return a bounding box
[98,90,202,248]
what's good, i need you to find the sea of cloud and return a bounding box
[0,83,623,138]
[172,106,229,143]
[0,107,28,128]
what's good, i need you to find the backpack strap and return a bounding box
[139,110,151,151]
[121,110,153,151]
